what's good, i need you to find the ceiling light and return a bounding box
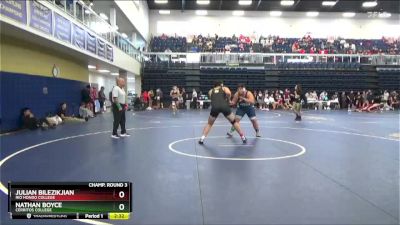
[98,69,110,73]
[362,1,377,8]
[232,10,244,16]
[111,73,119,76]
[99,13,108,20]
[343,12,356,17]
[196,0,210,5]
[322,1,337,6]
[159,10,170,14]
[270,11,282,16]
[238,0,252,6]
[88,65,96,69]
[280,0,294,6]
[378,12,391,18]
[196,10,208,16]
[306,11,319,17]
[154,0,168,4]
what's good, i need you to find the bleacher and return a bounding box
[142,61,389,95]
[272,62,361,70]
[150,36,187,52]
[377,67,400,91]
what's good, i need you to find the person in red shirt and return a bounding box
[142,90,149,108]
[310,46,316,54]
[292,42,299,53]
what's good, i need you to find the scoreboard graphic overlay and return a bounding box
[8,182,132,220]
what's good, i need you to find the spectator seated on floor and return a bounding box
[58,103,86,122]
[79,102,94,120]
[356,92,383,112]
[267,94,277,110]
[275,91,287,110]
[21,108,56,130]
[283,89,292,110]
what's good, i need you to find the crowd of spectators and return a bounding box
[262,89,398,112]
[150,33,400,55]
[137,87,399,113]
[249,89,399,112]
[139,87,203,110]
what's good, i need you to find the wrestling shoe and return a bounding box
[198,139,204,145]
[241,136,247,144]
[111,135,120,139]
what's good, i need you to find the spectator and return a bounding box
[142,90,149,108]
[98,87,106,113]
[340,91,347,109]
[79,102,93,119]
[81,85,91,108]
[256,91,265,110]
[267,94,277,110]
[21,108,55,130]
[179,88,186,109]
[58,103,86,122]
[155,88,163,109]
[90,86,98,115]
[330,92,340,110]
[191,88,198,109]
[347,91,355,111]
[150,34,399,55]
[382,90,392,110]
[389,91,399,109]
[147,89,154,110]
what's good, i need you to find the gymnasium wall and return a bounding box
[89,72,116,97]
[115,0,150,41]
[0,35,89,132]
[149,11,400,39]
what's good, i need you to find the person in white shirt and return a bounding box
[111,78,130,139]
[382,90,392,110]
[191,89,198,109]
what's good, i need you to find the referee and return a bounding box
[111,77,130,139]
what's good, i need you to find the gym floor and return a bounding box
[1,109,399,225]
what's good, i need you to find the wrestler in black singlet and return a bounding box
[209,86,232,118]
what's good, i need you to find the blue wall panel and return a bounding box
[0,72,87,132]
